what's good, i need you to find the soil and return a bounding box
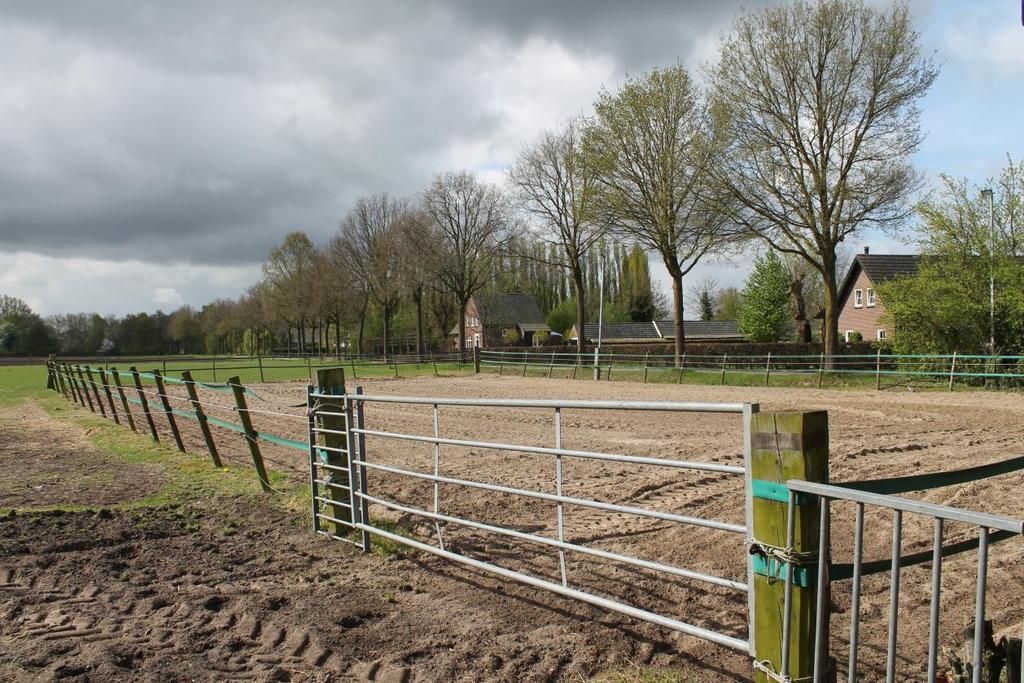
[9,373,1024,681]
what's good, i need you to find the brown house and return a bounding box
[836,249,919,342]
[452,293,552,349]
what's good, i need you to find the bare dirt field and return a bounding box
[5,373,1024,681]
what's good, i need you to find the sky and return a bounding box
[0,0,1021,316]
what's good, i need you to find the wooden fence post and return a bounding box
[306,354,313,381]
[875,349,882,391]
[314,368,350,529]
[96,368,120,425]
[498,351,504,376]
[257,353,265,383]
[948,351,958,392]
[349,354,357,380]
[749,410,830,682]
[817,353,825,389]
[152,370,185,452]
[765,352,772,387]
[548,351,556,378]
[46,355,56,390]
[521,350,528,377]
[130,367,160,442]
[228,375,270,492]
[84,366,107,417]
[109,368,136,432]
[75,365,96,412]
[607,351,614,381]
[720,354,728,386]
[431,352,439,377]
[677,353,686,384]
[182,371,222,468]
[211,357,217,382]
[67,364,84,405]
[643,352,650,384]
[473,347,481,374]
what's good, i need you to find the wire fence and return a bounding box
[478,349,1024,390]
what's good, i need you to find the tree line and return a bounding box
[3,1,943,362]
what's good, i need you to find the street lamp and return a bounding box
[980,188,995,353]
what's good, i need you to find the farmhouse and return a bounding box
[452,293,553,349]
[568,320,743,344]
[837,249,919,342]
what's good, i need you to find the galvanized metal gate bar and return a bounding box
[309,390,758,654]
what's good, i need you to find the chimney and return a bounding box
[863,246,870,255]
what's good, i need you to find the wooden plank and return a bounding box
[152,370,185,452]
[84,366,107,417]
[315,368,350,530]
[750,410,830,682]
[76,365,96,412]
[182,370,222,468]
[228,375,270,492]
[96,368,121,425]
[130,366,160,442]
[109,368,136,432]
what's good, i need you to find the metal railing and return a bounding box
[308,389,759,653]
[783,480,1024,683]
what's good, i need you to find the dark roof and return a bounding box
[655,320,742,339]
[575,320,742,342]
[838,254,920,305]
[474,293,546,327]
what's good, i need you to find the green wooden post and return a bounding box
[349,354,357,379]
[720,354,728,386]
[521,350,528,377]
[182,371,222,468]
[46,355,56,390]
[765,352,772,387]
[228,375,270,492]
[56,362,70,399]
[211,357,217,382]
[431,351,439,377]
[257,353,265,383]
[130,367,160,442]
[314,368,350,530]
[97,368,121,425]
[948,351,958,392]
[817,353,825,389]
[677,353,686,384]
[84,366,107,417]
[152,370,185,452]
[109,368,136,432]
[473,347,480,374]
[749,411,830,682]
[643,352,649,383]
[875,348,882,390]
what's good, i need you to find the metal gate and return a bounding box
[307,387,759,654]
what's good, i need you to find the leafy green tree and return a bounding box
[715,288,744,321]
[546,298,578,337]
[617,245,656,321]
[739,251,792,342]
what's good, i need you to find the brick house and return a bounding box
[836,249,919,342]
[452,293,552,349]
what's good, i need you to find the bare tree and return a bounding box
[395,206,436,355]
[337,194,406,360]
[508,118,603,345]
[262,231,318,355]
[422,171,511,352]
[711,0,938,358]
[687,277,720,321]
[587,64,733,362]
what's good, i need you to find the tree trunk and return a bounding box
[357,298,367,356]
[822,267,840,367]
[458,296,468,353]
[334,318,341,359]
[381,304,392,362]
[413,288,424,357]
[671,272,685,364]
[571,265,586,346]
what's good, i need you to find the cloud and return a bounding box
[941,5,1024,80]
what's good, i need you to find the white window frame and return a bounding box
[876,329,886,341]
[867,289,876,307]
[854,289,863,308]
[845,330,854,342]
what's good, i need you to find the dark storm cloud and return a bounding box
[0,1,795,266]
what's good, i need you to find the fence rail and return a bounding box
[478,348,1024,389]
